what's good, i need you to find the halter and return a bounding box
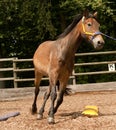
[82,22,102,41]
[82,22,116,41]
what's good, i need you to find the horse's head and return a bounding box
[80,10,105,50]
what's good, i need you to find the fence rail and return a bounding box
[0,51,116,88]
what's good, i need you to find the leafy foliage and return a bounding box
[0,0,116,86]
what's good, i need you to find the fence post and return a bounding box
[72,69,76,85]
[13,57,18,88]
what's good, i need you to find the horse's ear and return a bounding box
[83,9,89,18]
[93,12,98,18]
[82,16,85,23]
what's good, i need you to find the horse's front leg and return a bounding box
[54,76,69,114]
[54,90,65,114]
[37,88,51,120]
[48,85,57,124]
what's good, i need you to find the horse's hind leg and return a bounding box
[32,71,42,114]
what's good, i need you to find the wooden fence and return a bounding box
[0,51,116,88]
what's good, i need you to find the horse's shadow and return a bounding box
[59,111,82,119]
[55,111,116,124]
[59,111,116,119]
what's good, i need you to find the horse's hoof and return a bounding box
[31,109,37,115]
[37,114,43,120]
[32,106,37,114]
[48,117,55,124]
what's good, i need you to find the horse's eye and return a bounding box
[88,23,92,26]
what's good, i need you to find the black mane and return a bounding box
[58,14,82,38]
[58,13,97,38]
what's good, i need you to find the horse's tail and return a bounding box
[56,81,72,95]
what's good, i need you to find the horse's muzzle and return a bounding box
[92,36,105,50]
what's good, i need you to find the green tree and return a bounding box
[0,0,115,58]
[0,0,115,86]
[0,0,56,58]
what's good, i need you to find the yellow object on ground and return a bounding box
[85,105,99,112]
[82,105,99,117]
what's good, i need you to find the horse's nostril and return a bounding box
[97,41,101,44]
[98,40,105,45]
[97,41,104,46]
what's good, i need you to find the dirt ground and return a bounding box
[0,91,116,130]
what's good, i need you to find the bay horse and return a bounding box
[32,10,105,124]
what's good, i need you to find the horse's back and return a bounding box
[34,40,55,60]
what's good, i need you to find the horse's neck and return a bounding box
[58,24,82,59]
[68,25,82,52]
